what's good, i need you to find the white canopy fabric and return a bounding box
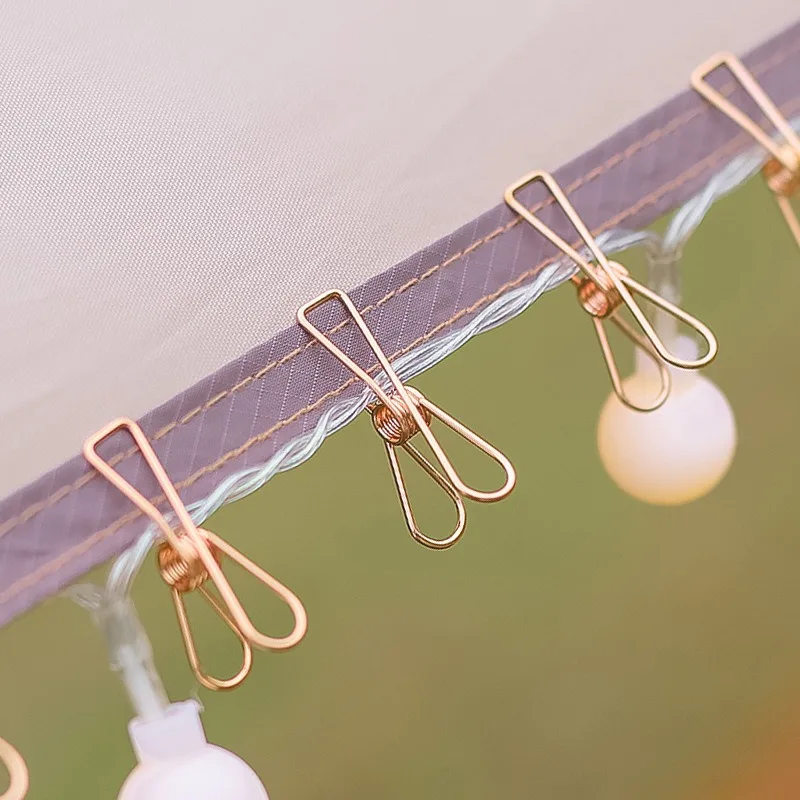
[1,0,797,496]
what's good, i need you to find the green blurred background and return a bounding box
[2,178,800,799]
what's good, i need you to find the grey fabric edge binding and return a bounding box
[1,19,799,626]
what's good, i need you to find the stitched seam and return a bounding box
[1,35,799,539]
[6,94,799,605]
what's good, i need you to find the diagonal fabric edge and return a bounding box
[1,20,799,626]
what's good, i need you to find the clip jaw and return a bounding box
[83,419,308,692]
[297,290,515,549]
[504,170,718,412]
[692,52,800,249]
[0,736,28,800]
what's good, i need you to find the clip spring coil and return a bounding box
[297,290,515,549]
[84,419,308,692]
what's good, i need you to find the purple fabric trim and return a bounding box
[1,20,799,625]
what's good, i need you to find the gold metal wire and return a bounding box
[504,171,719,412]
[157,535,221,593]
[83,419,308,691]
[297,291,515,549]
[692,51,800,250]
[0,737,28,800]
[371,391,431,445]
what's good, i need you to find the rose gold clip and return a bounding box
[83,419,308,691]
[297,290,515,550]
[692,52,800,250]
[504,171,718,412]
[0,736,28,800]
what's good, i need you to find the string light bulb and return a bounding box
[597,335,736,505]
[118,701,268,800]
[70,587,270,800]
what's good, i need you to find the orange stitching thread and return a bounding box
[1,36,799,542]
[5,92,799,605]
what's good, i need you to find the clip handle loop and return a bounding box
[385,442,467,550]
[168,576,254,692]
[595,315,671,412]
[0,737,28,800]
[200,528,308,652]
[297,292,515,545]
[616,271,717,370]
[777,194,800,247]
[409,390,516,503]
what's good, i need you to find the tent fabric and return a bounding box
[1,1,798,498]
[1,19,798,626]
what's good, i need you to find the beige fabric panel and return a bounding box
[1,0,797,496]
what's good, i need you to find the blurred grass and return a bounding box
[2,179,800,798]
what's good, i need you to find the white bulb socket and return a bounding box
[118,701,269,800]
[597,335,737,505]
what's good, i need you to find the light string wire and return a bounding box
[68,116,799,706]
[78,226,654,600]
[65,226,653,716]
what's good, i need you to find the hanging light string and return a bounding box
[646,114,800,342]
[67,113,799,605]
[70,227,651,598]
[68,583,169,722]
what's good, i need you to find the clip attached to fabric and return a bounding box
[0,736,28,800]
[83,419,308,691]
[692,51,800,249]
[504,170,718,412]
[297,290,516,550]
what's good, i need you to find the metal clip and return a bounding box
[504,170,718,411]
[84,419,308,691]
[0,736,28,800]
[692,51,800,249]
[297,290,515,549]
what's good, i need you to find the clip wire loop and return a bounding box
[83,418,308,691]
[0,736,28,800]
[691,51,800,249]
[297,290,515,550]
[504,171,718,412]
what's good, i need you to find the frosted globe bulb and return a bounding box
[118,701,269,800]
[597,335,736,505]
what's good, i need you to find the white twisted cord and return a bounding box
[88,228,652,596]
[76,112,800,600]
